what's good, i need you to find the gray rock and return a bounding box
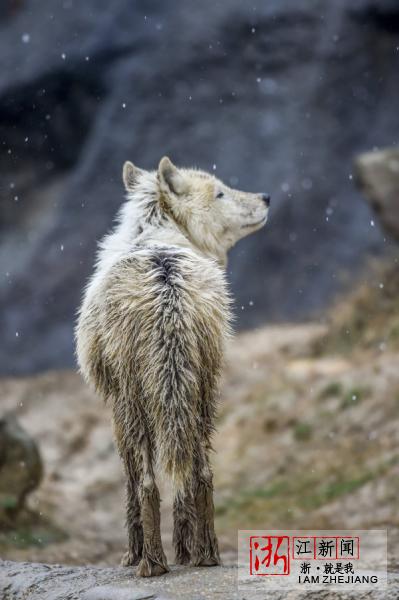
[1,0,399,374]
[355,148,399,242]
[0,416,43,524]
[82,585,156,600]
[0,561,398,600]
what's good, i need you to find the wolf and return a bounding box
[76,157,270,576]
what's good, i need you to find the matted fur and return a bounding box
[76,157,269,575]
[79,246,229,479]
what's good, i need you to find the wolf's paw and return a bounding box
[121,550,141,567]
[191,547,221,567]
[175,548,191,565]
[192,555,221,567]
[197,556,220,566]
[136,555,169,577]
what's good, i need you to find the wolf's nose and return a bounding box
[261,193,271,207]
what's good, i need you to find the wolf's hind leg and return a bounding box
[121,450,143,566]
[191,449,221,567]
[173,479,196,565]
[136,438,169,577]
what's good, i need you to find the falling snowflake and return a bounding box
[301,178,313,190]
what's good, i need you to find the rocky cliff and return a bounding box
[1,0,399,374]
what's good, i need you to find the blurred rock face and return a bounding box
[0,416,42,524]
[0,0,398,374]
[355,148,399,242]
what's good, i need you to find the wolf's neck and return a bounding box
[99,187,190,261]
[100,174,225,268]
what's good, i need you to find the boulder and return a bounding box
[355,148,399,242]
[0,416,43,524]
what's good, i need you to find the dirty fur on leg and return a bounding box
[136,439,168,576]
[191,456,220,567]
[136,482,169,576]
[173,484,196,565]
[121,453,143,566]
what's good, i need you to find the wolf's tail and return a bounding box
[142,251,203,485]
[139,249,230,487]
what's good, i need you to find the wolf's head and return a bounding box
[123,156,270,264]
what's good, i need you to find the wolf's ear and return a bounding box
[158,156,188,196]
[123,161,143,191]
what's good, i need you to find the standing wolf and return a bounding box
[76,157,270,576]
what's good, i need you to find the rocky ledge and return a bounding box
[1,561,398,600]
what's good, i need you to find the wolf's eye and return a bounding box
[216,192,224,199]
